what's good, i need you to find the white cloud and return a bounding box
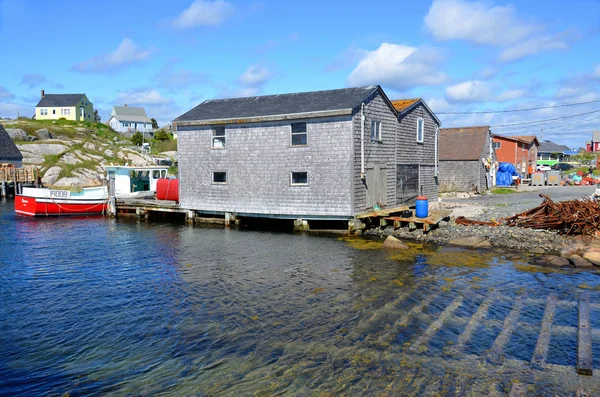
[347,43,446,90]
[445,80,491,102]
[172,0,234,28]
[0,86,14,99]
[496,89,526,102]
[593,65,600,79]
[499,34,569,62]
[424,0,538,46]
[239,65,272,87]
[73,39,151,74]
[115,89,172,106]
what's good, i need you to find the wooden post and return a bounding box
[531,294,556,368]
[225,212,231,228]
[1,181,5,198]
[577,293,593,375]
[186,210,195,224]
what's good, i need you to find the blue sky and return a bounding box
[1,0,599,147]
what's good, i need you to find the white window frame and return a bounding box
[291,122,308,146]
[290,171,308,186]
[40,108,48,116]
[61,108,71,116]
[371,120,382,141]
[493,142,501,149]
[212,126,225,149]
[212,171,227,184]
[416,118,424,143]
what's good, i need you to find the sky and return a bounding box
[0,0,599,147]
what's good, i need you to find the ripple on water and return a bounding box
[1,200,600,395]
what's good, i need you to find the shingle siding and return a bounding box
[351,91,398,213]
[178,116,354,218]
[439,161,482,192]
[396,104,439,203]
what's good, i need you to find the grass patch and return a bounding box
[491,188,519,194]
[152,139,177,153]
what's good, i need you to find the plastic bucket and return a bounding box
[415,196,428,218]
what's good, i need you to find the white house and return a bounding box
[108,105,153,133]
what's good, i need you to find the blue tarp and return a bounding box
[496,162,521,186]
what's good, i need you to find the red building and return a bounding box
[585,131,600,152]
[492,135,539,174]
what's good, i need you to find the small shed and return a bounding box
[438,126,494,193]
[0,124,23,167]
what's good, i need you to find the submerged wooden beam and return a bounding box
[410,296,463,353]
[531,294,557,368]
[446,293,495,356]
[488,296,524,364]
[577,293,593,375]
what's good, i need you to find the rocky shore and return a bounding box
[363,186,600,270]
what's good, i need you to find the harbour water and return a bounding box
[1,199,600,395]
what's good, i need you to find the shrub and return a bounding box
[154,130,170,141]
[131,131,143,145]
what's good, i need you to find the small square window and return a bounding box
[493,142,501,149]
[212,126,225,148]
[291,171,308,186]
[417,118,424,143]
[371,120,382,141]
[291,122,307,145]
[213,171,227,184]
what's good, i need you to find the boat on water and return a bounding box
[15,165,170,217]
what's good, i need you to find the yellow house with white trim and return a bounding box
[35,90,94,122]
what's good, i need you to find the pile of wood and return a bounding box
[504,194,600,236]
[457,194,600,236]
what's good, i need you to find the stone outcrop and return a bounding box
[530,255,572,268]
[35,128,52,140]
[41,166,62,186]
[6,128,34,141]
[382,236,409,250]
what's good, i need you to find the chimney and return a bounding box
[124,104,127,107]
[41,89,45,98]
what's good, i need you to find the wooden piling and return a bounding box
[577,293,593,375]
[531,294,557,368]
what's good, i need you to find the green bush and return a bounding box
[131,131,143,145]
[154,130,170,141]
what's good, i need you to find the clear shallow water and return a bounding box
[1,200,600,396]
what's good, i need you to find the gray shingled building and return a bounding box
[438,126,494,193]
[173,85,440,221]
[0,124,23,167]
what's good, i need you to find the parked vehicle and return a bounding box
[551,163,574,171]
[536,164,551,171]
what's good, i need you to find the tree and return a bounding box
[93,109,101,123]
[154,130,170,141]
[575,147,596,166]
[151,118,159,129]
[131,131,143,145]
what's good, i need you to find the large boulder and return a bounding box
[42,166,62,186]
[382,235,409,250]
[582,251,600,267]
[530,255,572,268]
[61,153,80,165]
[17,143,69,165]
[569,255,595,269]
[34,128,52,140]
[6,128,35,141]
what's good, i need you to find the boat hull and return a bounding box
[15,195,108,217]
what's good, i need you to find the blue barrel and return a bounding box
[415,196,428,218]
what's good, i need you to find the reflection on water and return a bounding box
[1,199,599,396]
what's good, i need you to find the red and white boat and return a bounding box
[15,186,109,216]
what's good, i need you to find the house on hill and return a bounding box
[537,140,572,166]
[35,90,94,122]
[438,126,494,193]
[0,124,23,167]
[108,105,153,133]
[492,134,539,174]
[173,85,440,222]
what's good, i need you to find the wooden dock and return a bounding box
[113,198,189,219]
[357,205,451,232]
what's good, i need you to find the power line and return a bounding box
[437,98,600,115]
[492,114,600,134]
[490,109,600,128]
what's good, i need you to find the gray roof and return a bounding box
[111,106,151,123]
[0,124,23,160]
[593,131,600,143]
[538,140,570,154]
[174,85,382,124]
[36,94,86,108]
[439,126,489,161]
